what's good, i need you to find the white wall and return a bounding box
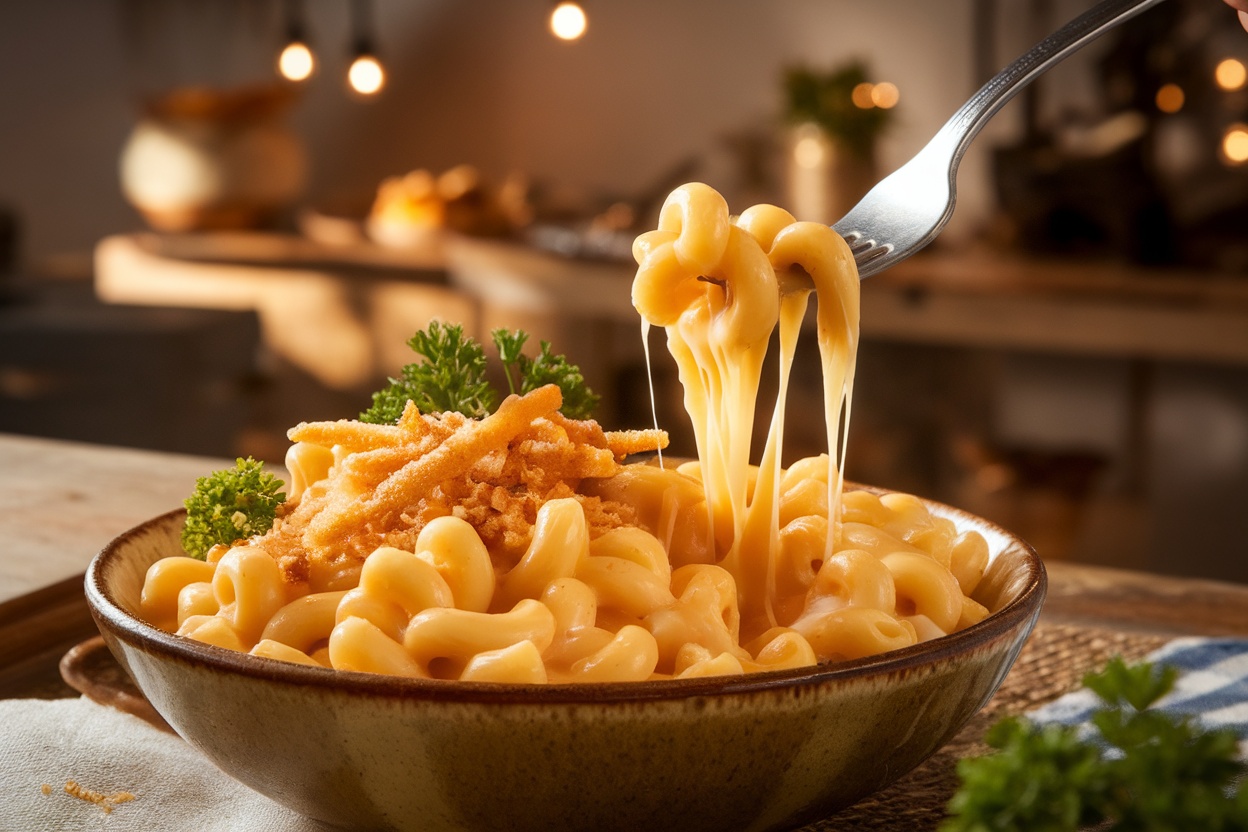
[0,0,1062,268]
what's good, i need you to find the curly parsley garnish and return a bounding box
[942,657,1248,831]
[360,322,598,423]
[492,328,599,420]
[362,321,496,423]
[181,457,286,559]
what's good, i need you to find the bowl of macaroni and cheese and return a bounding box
[87,479,1043,832]
[86,183,1046,831]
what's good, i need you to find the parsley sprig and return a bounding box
[361,323,598,423]
[492,329,598,419]
[362,322,496,422]
[181,457,286,559]
[943,657,1248,832]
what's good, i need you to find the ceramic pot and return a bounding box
[120,85,307,232]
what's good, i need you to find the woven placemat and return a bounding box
[803,622,1172,831]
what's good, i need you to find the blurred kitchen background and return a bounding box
[1,0,1246,582]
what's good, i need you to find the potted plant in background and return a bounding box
[782,61,895,225]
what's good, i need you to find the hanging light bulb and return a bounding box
[277,0,315,82]
[348,0,386,96]
[550,1,587,41]
[349,53,385,95]
[279,41,315,82]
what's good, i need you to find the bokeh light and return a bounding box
[851,82,875,109]
[1215,58,1247,92]
[1221,124,1248,165]
[1155,83,1184,114]
[851,81,899,110]
[348,55,385,95]
[550,2,587,40]
[870,81,900,109]
[794,135,825,168]
[278,42,315,82]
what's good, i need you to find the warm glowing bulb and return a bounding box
[851,82,875,109]
[1222,124,1248,164]
[550,2,587,40]
[870,81,900,109]
[278,41,315,82]
[349,55,385,95]
[1215,58,1247,92]
[1155,83,1184,113]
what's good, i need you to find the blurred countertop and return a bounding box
[860,250,1248,366]
[93,232,473,391]
[94,231,1248,382]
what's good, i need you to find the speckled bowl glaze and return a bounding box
[86,495,1045,832]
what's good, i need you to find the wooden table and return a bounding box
[2,432,1247,700]
[0,433,232,695]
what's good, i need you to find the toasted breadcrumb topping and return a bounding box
[265,393,660,584]
[58,780,137,814]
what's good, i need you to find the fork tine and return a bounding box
[856,245,892,267]
[844,235,873,255]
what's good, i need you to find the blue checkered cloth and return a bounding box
[1027,637,1248,753]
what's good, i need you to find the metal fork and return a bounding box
[834,0,1169,279]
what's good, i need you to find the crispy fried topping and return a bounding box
[261,386,655,582]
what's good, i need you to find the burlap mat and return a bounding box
[803,622,1172,831]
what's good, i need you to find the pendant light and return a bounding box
[549,1,588,41]
[348,0,386,96]
[277,0,315,82]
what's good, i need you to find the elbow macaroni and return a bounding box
[140,184,996,683]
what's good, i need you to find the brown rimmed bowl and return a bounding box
[85,495,1045,832]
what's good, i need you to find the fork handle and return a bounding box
[938,0,1169,166]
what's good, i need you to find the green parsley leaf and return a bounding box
[492,328,529,395]
[360,323,598,423]
[944,718,1106,832]
[181,457,286,559]
[942,658,1248,832]
[1082,655,1177,712]
[519,338,600,420]
[361,321,497,422]
[491,328,600,420]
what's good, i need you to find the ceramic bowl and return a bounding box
[86,496,1045,832]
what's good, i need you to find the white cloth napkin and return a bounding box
[0,696,337,832]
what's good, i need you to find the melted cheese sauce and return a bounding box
[632,183,859,635]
